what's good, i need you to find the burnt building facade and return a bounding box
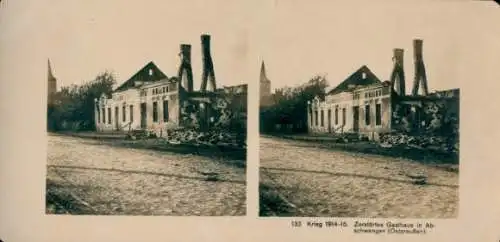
[94,34,247,137]
[307,39,459,141]
[308,66,393,140]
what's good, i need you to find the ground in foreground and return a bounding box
[46,134,246,216]
[259,136,458,218]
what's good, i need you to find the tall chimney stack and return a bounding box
[411,39,429,96]
[389,48,406,96]
[177,44,194,92]
[200,34,216,92]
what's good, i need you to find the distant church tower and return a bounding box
[47,59,57,105]
[259,61,271,106]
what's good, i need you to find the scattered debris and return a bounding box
[412,178,428,185]
[379,132,457,153]
[125,129,151,140]
[205,174,220,182]
[406,174,428,180]
[198,170,221,182]
[406,173,428,185]
[165,128,246,148]
[199,171,220,176]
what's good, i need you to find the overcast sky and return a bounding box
[255,0,500,94]
[2,0,499,94]
[41,0,254,90]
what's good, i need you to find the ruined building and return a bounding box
[94,34,247,137]
[307,39,459,141]
[259,61,274,107]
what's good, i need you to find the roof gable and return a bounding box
[327,65,382,95]
[115,61,168,92]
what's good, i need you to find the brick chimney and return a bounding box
[390,48,406,96]
[200,34,216,92]
[177,44,194,92]
[411,39,429,96]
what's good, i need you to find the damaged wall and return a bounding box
[382,93,459,153]
[353,84,392,141]
[95,78,181,137]
[178,92,247,133]
[391,96,459,135]
[308,82,393,140]
[142,81,181,136]
[215,92,247,132]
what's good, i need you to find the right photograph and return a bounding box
[258,2,460,218]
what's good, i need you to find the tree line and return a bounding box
[260,75,329,134]
[47,71,116,132]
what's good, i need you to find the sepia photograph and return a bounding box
[2,0,500,241]
[259,2,461,218]
[44,2,248,216]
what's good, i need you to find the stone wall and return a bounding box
[389,94,459,151]
[178,91,247,134]
[391,97,459,135]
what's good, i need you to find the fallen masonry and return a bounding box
[167,128,246,148]
[126,127,246,149]
[379,132,458,153]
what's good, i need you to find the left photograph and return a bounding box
[46,34,247,216]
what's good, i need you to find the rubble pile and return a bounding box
[334,132,364,143]
[379,132,458,153]
[166,128,246,149]
[125,129,156,140]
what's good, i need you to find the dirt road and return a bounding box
[259,136,458,218]
[46,134,246,216]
